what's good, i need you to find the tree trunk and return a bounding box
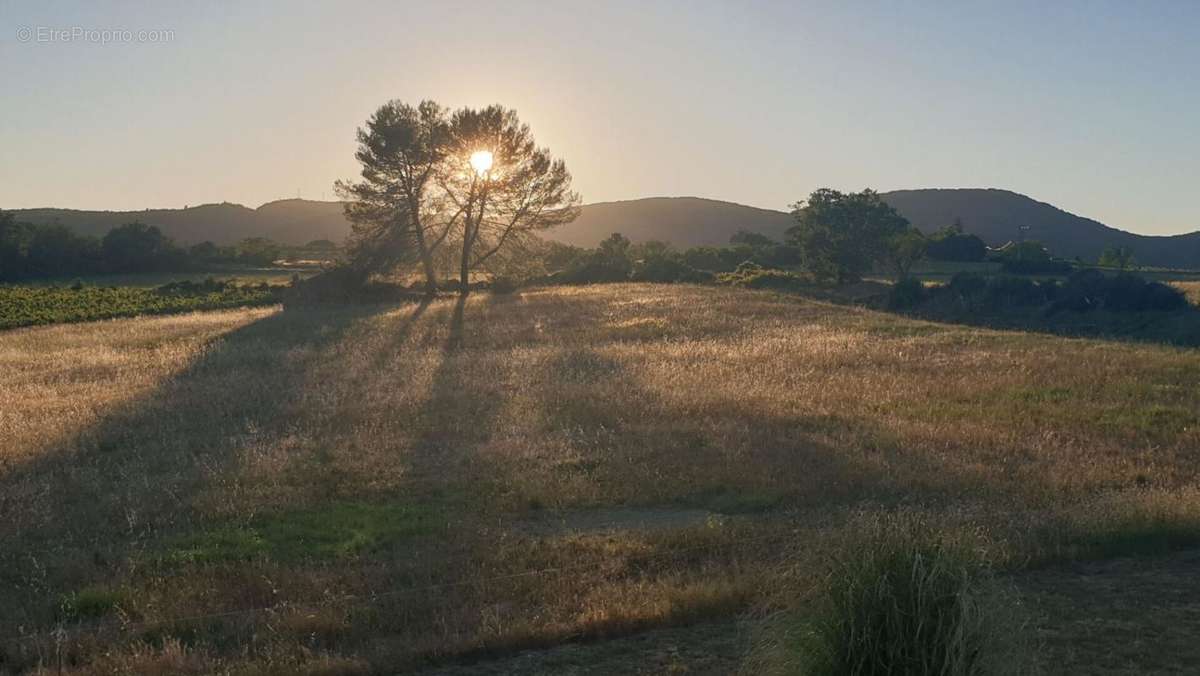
[459,186,486,296]
[459,223,472,296]
[412,224,438,293]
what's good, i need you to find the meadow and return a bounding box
[3,283,1200,673]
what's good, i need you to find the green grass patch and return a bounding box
[161,501,440,565]
[59,586,127,621]
[1007,386,1074,404]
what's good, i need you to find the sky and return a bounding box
[2,0,1198,235]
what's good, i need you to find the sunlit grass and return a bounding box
[3,283,1200,671]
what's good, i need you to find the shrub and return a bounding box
[887,277,926,309]
[283,266,372,306]
[553,251,633,285]
[948,272,987,300]
[995,241,1072,275]
[758,514,1028,676]
[156,278,229,295]
[1140,281,1189,311]
[1000,258,1072,275]
[630,254,712,284]
[1035,278,1058,302]
[983,276,1046,307]
[717,261,806,290]
[1103,274,1152,312]
[1053,270,1188,313]
[681,245,758,273]
[59,587,126,620]
[740,270,806,290]
[926,232,988,262]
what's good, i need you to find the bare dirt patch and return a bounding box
[420,619,745,675]
[1020,549,1200,674]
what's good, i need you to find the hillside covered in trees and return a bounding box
[8,190,1200,268]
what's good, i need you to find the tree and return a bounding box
[1098,245,1136,271]
[26,225,99,277]
[997,240,1072,274]
[786,189,911,283]
[0,211,32,281]
[885,228,927,280]
[630,239,672,260]
[101,222,177,273]
[925,226,987,262]
[336,100,454,290]
[188,241,222,263]
[730,230,776,247]
[235,237,283,266]
[598,232,631,258]
[439,105,580,293]
[1003,240,1051,263]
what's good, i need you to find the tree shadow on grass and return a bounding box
[0,300,429,630]
[399,289,1022,530]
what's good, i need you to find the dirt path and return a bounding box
[418,620,745,675]
[421,548,1200,675]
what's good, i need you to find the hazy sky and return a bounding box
[3,1,1198,235]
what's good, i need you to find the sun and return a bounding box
[469,150,493,175]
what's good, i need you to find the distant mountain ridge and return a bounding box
[7,199,348,246]
[545,196,796,247]
[8,190,1199,268]
[551,191,1200,269]
[882,189,1200,269]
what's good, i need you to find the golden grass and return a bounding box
[1173,280,1200,306]
[3,284,1200,671]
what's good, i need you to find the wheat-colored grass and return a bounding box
[3,284,1200,672]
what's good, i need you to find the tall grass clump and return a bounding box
[752,513,1031,676]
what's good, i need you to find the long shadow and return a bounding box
[356,289,1032,670]
[404,293,503,493]
[0,300,427,629]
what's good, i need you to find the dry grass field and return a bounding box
[3,283,1200,673]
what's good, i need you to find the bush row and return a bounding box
[890,270,1188,313]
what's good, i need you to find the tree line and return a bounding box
[0,212,320,282]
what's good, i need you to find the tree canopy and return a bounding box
[786,189,913,283]
[1098,245,1136,271]
[337,100,580,293]
[336,100,454,289]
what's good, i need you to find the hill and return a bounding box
[883,188,1200,269]
[544,196,796,248]
[7,199,349,246]
[550,191,1200,269]
[9,190,1200,268]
